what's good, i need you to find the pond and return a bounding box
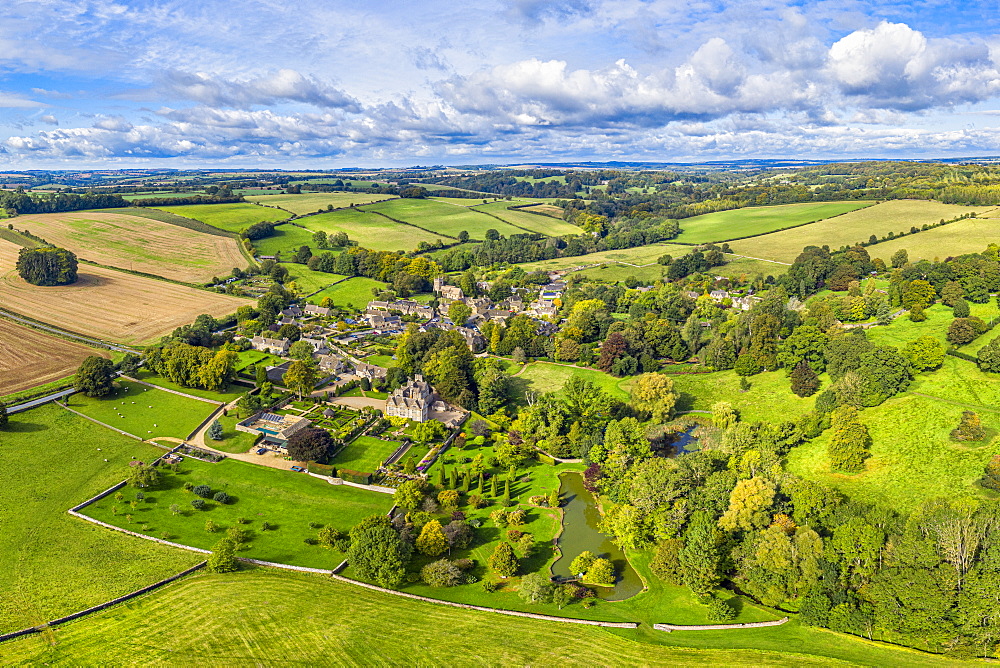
[669,424,700,456]
[550,472,644,601]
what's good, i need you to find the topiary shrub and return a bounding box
[191,498,205,510]
[213,491,231,504]
[193,484,212,498]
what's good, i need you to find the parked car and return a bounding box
[290,466,305,472]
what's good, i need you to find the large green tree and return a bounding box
[348,515,412,588]
[16,246,78,285]
[75,355,116,397]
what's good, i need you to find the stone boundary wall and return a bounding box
[58,402,146,442]
[325,572,640,628]
[653,618,789,632]
[0,562,207,644]
[186,401,229,442]
[68,510,212,555]
[122,376,223,406]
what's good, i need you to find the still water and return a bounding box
[550,472,644,601]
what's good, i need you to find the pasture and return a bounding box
[786,389,1000,512]
[250,223,317,257]
[673,201,872,244]
[297,208,449,252]
[282,264,346,294]
[671,369,817,424]
[715,255,789,278]
[866,215,1000,264]
[0,404,199,634]
[517,242,688,274]
[151,203,289,233]
[245,192,396,215]
[66,379,218,440]
[9,210,246,283]
[729,200,984,263]
[0,319,110,397]
[80,457,393,569]
[360,199,525,239]
[473,201,581,236]
[2,571,956,667]
[0,238,250,345]
[307,277,385,309]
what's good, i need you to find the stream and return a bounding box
[550,471,644,601]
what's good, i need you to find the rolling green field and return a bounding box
[673,201,873,244]
[80,457,393,569]
[152,203,289,233]
[867,301,996,349]
[250,223,318,257]
[307,277,385,309]
[331,435,403,474]
[672,369,817,424]
[0,405,200,634]
[4,570,960,665]
[296,208,449,251]
[787,388,1000,512]
[472,201,581,236]
[361,199,525,239]
[513,362,631,402]
[715,255,789,278]
[866,215,1000,264]
[730,200,984,263]
[246,192,397,215]
[65,380,217,440]
[517,243,689,274]
[282,263,346,294]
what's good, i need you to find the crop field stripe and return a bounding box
[0,238,251,345]
[361,207,459,239]
[0,318,111,396]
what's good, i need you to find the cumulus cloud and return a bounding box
[155,69,362,112]
[828,21,1000,109]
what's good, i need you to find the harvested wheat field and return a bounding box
[10,211,247,283]
[0,319,109,395]
[0,239,250,345]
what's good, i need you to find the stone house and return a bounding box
[385,374,436,422]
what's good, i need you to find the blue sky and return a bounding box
[1,0,1000,167]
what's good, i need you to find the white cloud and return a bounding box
[154,69,361,112]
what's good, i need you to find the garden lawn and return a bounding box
[730,200,983,264]
[0,405,199,634]
[245,192,396,215]
[294,208,450,252]
[235,349,283,372]
[204,412,261,454]
[308,277,385,309]
[66,380,218,440]
[3,571,956,667]
[786,392,1000,511]
[251,223,319,257]
[671,369,816,424]
[80,457,393,569]
[673,201,872,244]
[331,435,402,474]
[360,199,524,239]
[152,203,289,233]
[364,354,394,367]
[513,362,631,402]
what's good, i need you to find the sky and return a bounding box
[2,0,1000,167]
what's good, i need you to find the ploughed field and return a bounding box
[9,210,247,283]
[0,239,250,345]
[0,319,110,396]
